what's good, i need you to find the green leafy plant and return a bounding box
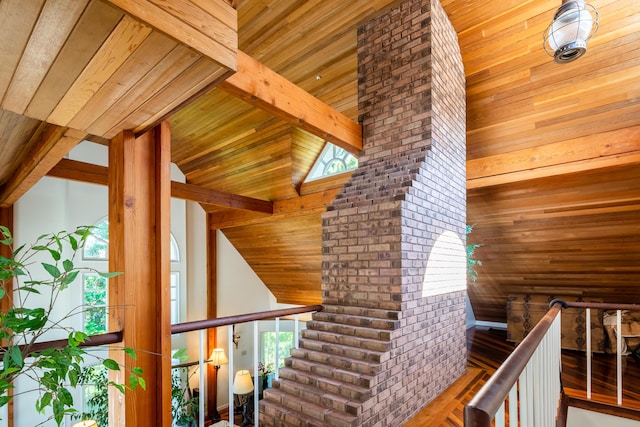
[70,364,109,426]
[0,225,145,425]
[171,362,198,426]
[466,224,483,282]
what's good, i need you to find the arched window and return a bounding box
[305,143,358,182]
[83,219,109,260]
[81,218,182,332]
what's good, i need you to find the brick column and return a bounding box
[322,0,467,424]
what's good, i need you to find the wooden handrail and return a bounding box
[1,305,321,360]
[464,301,563,426]
[0,330,123,358]
[564,301,640,311]
[170,304,323,335]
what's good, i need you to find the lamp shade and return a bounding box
[72,421,98,427]
[209,348,228,366]
[233,369,254,395]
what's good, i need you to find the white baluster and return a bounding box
[617,309,622,405]
[495,400,505,427]
[254,321,259,427]
[520,368,529,427]
[294,314,300,349]
[275,317,280,380]
[586,307,592,400]
[229,325,234,427]
[199,329,205,427]
[508,384,518,427]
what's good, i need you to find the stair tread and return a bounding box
[307,319,394,339]
[321,304,402,320]
[298,337,390,364]
[302,329,392,352]
[313,311,400,329]
[261,389,358,427]
[270,379,363,416]
[285,356,376,388]
[290,347,381,375]
[278,367,372,401]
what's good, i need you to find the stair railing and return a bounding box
[561,301,640,406]
[171,304,323,427]
[464,300,563,427]
[465,300,640,427]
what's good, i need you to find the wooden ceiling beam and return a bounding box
[105,0,238,72]
[209,189,341,229]
[171,181,273,214]
[219,51,363,155]
[467,126,640,189]
[47,158,273,214]
[0,124,87,208]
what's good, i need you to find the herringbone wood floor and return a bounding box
[405,326,640,426]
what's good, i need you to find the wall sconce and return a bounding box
[543,0,599,63]
[233,325,240,349]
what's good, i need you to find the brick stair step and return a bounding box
[290,347,380,376]
[261,389,358,427]
[321,298,401,313]
[285,356,376,388]
[278,366,372,401]
[307,320,393,340]
[260,398,327,427]
[271,378,362,416]
[298,337,389,364]
[312,311,400,331]
[301,328,391,353]
[317,304,401,321]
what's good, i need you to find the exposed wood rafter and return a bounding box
[219,51,363,155]
[172,181,273,214]
[209,189,341,229]
[467,127,640,189]
[105,0,238,72]
[0,124,86,208]
[47,158,274,214]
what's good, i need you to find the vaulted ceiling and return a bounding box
[0,0,638,319]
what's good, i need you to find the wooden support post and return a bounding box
[108,122,172,427]
[206,214,219,420]
[0,206,13,427]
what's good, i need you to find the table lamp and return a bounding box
[233,369,254,426]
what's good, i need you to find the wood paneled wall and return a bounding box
[468,165,640,322]
[221,214,322,306]
[458,0,640,322]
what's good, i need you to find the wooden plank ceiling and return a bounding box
[0,0,638,316]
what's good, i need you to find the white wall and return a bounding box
[8,141,193,426]
[567,407,640,427]
[7,140,298,421]
[214,230,280,411]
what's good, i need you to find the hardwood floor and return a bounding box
[405,326,640,426]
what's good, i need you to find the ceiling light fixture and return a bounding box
[543,0,599,64]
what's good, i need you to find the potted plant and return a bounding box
[466,224,483,282]
[0,226,144,425]
[171,366,198,427]
[258,361,274,395]
[71,365,109,426]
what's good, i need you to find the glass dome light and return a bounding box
[543,0,599,63]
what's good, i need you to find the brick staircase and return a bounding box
[259,304,401,426]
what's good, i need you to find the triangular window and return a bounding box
[305,143,358,182]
